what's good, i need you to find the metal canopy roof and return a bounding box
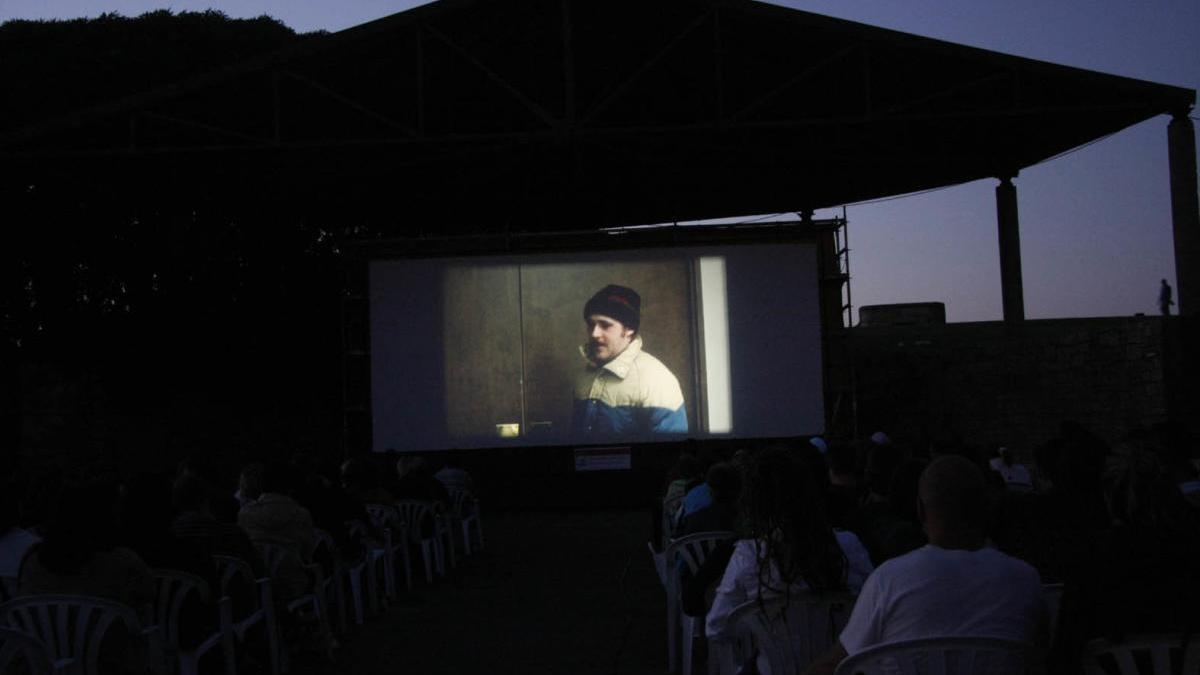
[2,0,1193,232]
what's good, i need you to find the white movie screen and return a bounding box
[369,242,824,451]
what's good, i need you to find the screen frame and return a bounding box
[345,219,843,454]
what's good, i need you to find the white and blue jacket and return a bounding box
[572,336,688,436]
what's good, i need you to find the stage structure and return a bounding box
[2,0,1194,472]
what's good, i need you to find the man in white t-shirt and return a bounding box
[805,455,1045,674]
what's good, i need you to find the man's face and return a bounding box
[586,313,635,364]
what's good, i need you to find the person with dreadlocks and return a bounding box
[705,442,873,674]
[1049,440,1200,674]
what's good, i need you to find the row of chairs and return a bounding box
[649,531,1192,674]
[0,491,485,675]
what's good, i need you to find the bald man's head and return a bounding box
[919,455,988,539]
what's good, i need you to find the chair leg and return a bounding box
[681,614,697,675]
[421,541,434,584]
[364,557,381,615]
[443,528,456,569]
[347,566,365,625]
[332,569,348,635]
[401,543,413,590]
[261,589,282,675]
[433,538,446,576]
[382,549,396,600]
[667,592,679,673]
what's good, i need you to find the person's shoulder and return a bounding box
[631,347,674,376]
[871,543,935,575]
[106,546,153,571]
[982,546,1041,578]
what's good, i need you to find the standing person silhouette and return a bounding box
[1159,279,1174,316]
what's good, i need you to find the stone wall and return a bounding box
[848,316,1177,452]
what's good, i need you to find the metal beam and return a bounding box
[281,69,421,138]
[1168,111,1199,315]
[996,175,1025,322]
[579,8,713,127]
[424,24,560,129]
[731,44,860,122]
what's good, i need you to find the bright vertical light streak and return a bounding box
[699,257,732,433]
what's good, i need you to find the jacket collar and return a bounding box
[580,335,643,379]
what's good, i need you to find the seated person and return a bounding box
[705,445,874,675]
[1050,442,1200,674]
[171,474,264,575]
[989,446,1034,492]
[677,462,741,536]
[238,461,315,603]
[18,479,155,609]
[806,456,1045,675]
[434,458,475,494]
[0,485,39,601]
[18,479,156,675]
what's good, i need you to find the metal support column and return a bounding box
[1169,111,1199,316]
[996,174,1025,322]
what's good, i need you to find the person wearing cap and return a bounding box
[572,284,688,436]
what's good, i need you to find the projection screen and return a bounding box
[369,241,824,451]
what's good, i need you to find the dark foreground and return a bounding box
[292,509,665,675]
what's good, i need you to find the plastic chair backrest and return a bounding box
[364,503,398,531]
[255,542,298,578]
[448,489,477,518]
[1082,634,1200,675]
[394,500,436,541]
[727,591,857,675]
[149,569,213,655]
[834,636,1034,675]
[0,593,161,675]
[662,494,685,543]
[664,531,736,575]
[212,556,254,600]
[0,625,55,675]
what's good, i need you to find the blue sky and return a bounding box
[2,0,1196,322]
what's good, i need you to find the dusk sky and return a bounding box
[3,0,1197,322]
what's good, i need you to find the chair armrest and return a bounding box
[140,623,168,675]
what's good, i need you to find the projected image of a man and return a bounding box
[572,285,688,436]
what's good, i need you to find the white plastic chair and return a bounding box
[447,488,485,556]
[834,636,1035,675]
[0,625,55,675]
[661,493,684,549]
[311,530,348,635]
[150,569,237,675]
[365,503,412,596]
[212,555,279,675]
[339,520,374,625]
[1082,634,1200,675]
[0,593,167,675]
[710,591,857,675]
[393,500,446,584]
[1041,583,1063,647]
[253,542,329,671]
[661,530,736,674]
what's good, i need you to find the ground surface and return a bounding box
[292,509,668,675]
